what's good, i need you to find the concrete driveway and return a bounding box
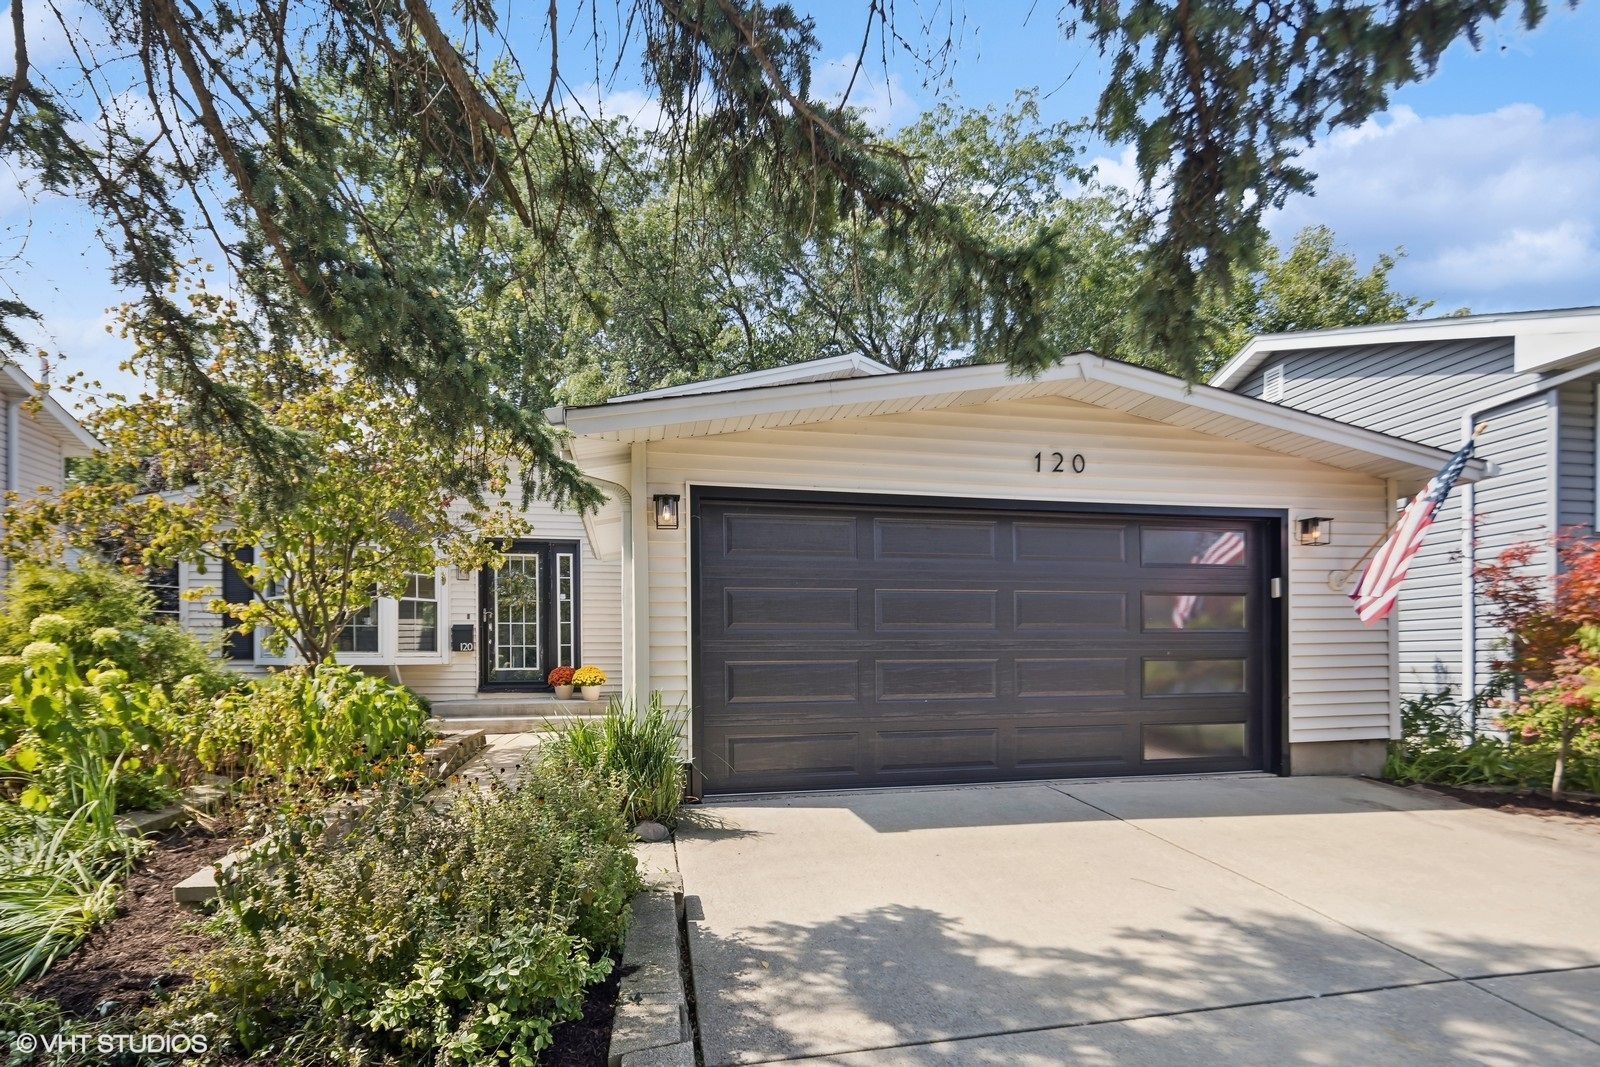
[674,776,1600,1066]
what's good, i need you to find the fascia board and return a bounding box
[1212,309,1600,389]
[1084,360,1488,482]
[558,359,1055,436]
[561,353,1483,484]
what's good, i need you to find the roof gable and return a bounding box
[551,354,1486,485]
[1210,306,1600,390]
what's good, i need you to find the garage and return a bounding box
[550,353,1485,787]
[693,492,1280,794]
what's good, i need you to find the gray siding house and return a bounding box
[1210,308,1600,712]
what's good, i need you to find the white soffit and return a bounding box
[551,354,1486,484]
[1211,305,1600,389]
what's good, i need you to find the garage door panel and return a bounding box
[697,498,1270,793]
[1014,657,1130,697]
[723,659,860,704]
[1012,724,1130,770]
[874,588,999,630]
[723,587,860,631]
[723,732,860,777]
[1014,589,1128,630]
[1014,522,1127,562]
[873,518,998,560]
[874,728,999,773]
[722,513,858,557]
[875,659,999,700]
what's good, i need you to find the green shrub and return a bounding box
[0,803,141,993]
[174,761,640,1064]
[543,691,686,825]
[0,562,234,699]
[198,664,432,788]
[1384,685,1600,794]
[0,644,182,816]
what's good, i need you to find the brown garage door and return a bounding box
[694,494,1277,794]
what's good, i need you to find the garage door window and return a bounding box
[1141,529,1247,566]
[1142,593,1247,630]
[1144,723,1248,760]
[1142,658,1247,695]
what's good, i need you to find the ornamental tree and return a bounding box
[3,287,531,666]
[1476,534,1600,797]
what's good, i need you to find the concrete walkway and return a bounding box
[674,776,1600,1066]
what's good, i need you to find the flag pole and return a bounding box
[1325,422,1487,593]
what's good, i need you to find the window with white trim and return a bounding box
[555,551,575,669]
[335,590,381,655]
[397,572,441,656]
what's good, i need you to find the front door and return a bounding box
[479,540,579,689]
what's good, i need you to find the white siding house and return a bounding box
[176,491,624,713]
[1210,307,1600,713]
[0,363,101,583]
[550,354,1484,794]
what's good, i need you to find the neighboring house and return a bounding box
[0,363,101,583]
[545,352,1482,794]
[1209,307,1600,715]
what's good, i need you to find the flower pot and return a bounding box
[553,684,574,699]
[580,685,602,701]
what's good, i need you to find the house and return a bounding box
[0,362,101,582]
[1209,307,1600,715]
[545,352,1483,795]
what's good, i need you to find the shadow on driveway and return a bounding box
[689,900,1600,1066]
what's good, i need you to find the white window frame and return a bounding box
[253,565,449,667]
[393,570,448,665]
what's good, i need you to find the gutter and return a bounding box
[1458,357,1600,723]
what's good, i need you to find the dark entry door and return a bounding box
[479,540,579,689]
[695,495,1275,794]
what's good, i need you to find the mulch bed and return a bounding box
[1406,781,1600,822]
[542,961,623,1067]
[19,824,238,1018]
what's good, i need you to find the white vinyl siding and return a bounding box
[1236,336,1556,703]
[637,394,1396,748]
[392,499,623,702]
[1557,379,1597,533]
[172,493,622,702]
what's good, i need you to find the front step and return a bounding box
[430,696,610,719]
[426,714,598,735]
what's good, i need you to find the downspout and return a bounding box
[1458,357,1600,723]
[545,405,638,706]
[576,469,634,705]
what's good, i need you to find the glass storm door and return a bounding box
[479,541,579,688]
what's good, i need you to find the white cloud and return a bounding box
[562,82,669,132]
[1268,104,1600,312]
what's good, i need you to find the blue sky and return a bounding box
[3,1,1597,404]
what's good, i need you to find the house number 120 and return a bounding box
[1033,451,1086,473]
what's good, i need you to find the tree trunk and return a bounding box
[1552,720,1573,801]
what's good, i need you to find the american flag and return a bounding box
[1351,434,1479,625]
[1172,531,1247,627]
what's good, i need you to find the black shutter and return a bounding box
[221,546,255,661]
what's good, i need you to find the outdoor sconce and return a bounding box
[654,494,681,530]
[1297,517,1333,546]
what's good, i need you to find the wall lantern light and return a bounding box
[1297,517,1333,546]
[654,494,681,530]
